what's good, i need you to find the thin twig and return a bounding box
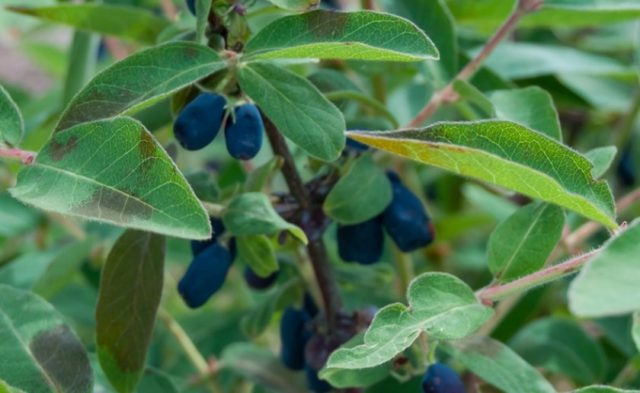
[406,0,543,128]
[0,147,36,165]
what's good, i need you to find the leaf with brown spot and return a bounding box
[11,117,211,240]
[244,10,439,62]
[96,230,165,393]
[0,284,94,393]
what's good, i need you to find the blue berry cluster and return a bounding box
[173,93,264,160]
[337,172,435,265]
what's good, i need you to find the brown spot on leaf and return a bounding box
[138,128,157,174]
[49,135,78,161]
[307,11,349,39]
[75,187,154,223]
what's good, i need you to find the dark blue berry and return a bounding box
[382,172,434,252]
[174,93,226,151]
[280,307,311,370]
[422,363,465,393]
[617,147,636,187]
[243,267,278,290]
[225,104,264,160]
[345,137,370,153]
[303,293,319,318]
[322,0,341,9]
[178,242,233,308]
[186,0,196,15]
[305,365,332,393]
[190,218,226,256]
[337,216,384,264]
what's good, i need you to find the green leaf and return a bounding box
[0,192,40,238]
[11,117,211,240]
[56,42,225,132]
[569,219,640,317]
[137,369,179,393]
[323,154,392,224]
[510,317,606,384]
[452,80,496,117]
[238,62,345,162]
[96,230,166,393]
[236,235,278,278]
[490,87,562,141]
[325,273,493,370]
[0,84,24,147]
[223,192,308,244]
[488,202,564,283]
[244,156,284,192]
[266,0,319,11]
[324,90,399,128]
[63,31,99,106]
[0,380,25,393]
[244,10,438,62]
[348,120,617,229]
[633,312,640,353]
[526,0,640,27]
[241,279,304,337]
[220,343,308,393]
[0,284,94,393]
[32,239,94,299]
[585,146,618,178]
[574,387,640,393]
[195,0,212,44]
[6,4,170,45]
[442,336,555,393]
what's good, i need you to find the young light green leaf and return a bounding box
[510,317,606,384]
[348,120,617,229]
[236,235,278,278]
[56,42,225,132]
[325,273,493,370]
[0,284,94,393]
[452,80,496,117]
[6,4,170,45]
[569,219,640,317]
[633,312,640,353]
[574,387,640,393]
[323,154,392,225]
[241,279,303,337]
[0,380,25,393]
[244,10,438,62]
[96,230,166,393]
[195,0,212,44]
[442,335,555,393]
[32,239,93,299]
[488,202,564,283]
[238,62,345,162]
[11,117,211,240]
[266,0,319,11]
[223,192,308,244]
[490,87,562,141]
[0,84,24,147]
[585,146,618,178]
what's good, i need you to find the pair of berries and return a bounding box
[337,172,435,264]
[173,93,264,160]
[178,219,277,308]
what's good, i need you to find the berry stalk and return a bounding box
[0,147,36,165]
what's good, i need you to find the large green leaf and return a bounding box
[348,120,617,229]
[56,42,225,132]
[488,202,564,283]
[244,10,438,62]
[0,84,24,147]
[442,336,555,393]
[569,219,640,317]
[11,117,211,240]
[323,154,392,225]
[266,0,319,11]
[0,284,94,393]
[96,230,165,393]
[6,4,169,45]
[238,62,345,162]
[223,192,308,244]
[510,317,606,385]
[325,273,493,370]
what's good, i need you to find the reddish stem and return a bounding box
[0,148,36,165]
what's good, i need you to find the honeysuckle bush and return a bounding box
[1,0,640,392]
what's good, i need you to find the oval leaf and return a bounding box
[223,192,308,244]
[267,0,319,11]
[238,62,345,162]
[236,234,278,278]
[488,202,564,283]
[325,273,493,370]
[0,284,94,393]
[348,120,616,229]
[10,117,211,240]
[56,42,225,132]
[0,84,24,147]
[6,4,169,45]
[323,154,392,224]
[244,10,438,62]
[442,336,555,393]
[569,219,640,317]
[97,230,166,393]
